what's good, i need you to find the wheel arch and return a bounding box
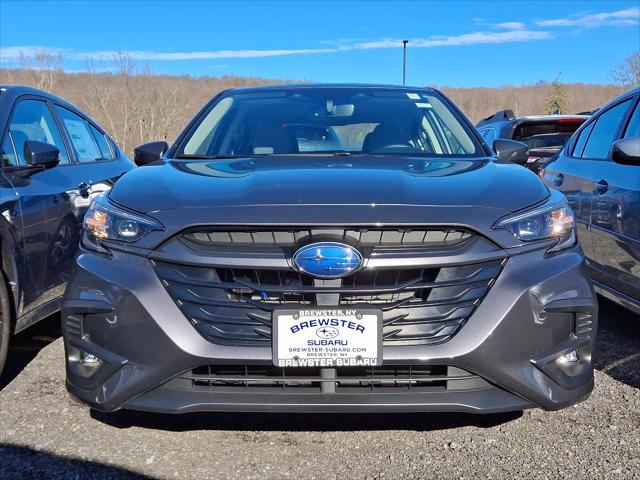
[0,228,21,324]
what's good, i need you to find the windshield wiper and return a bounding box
[175,151,355,159]
[175,154,244,160]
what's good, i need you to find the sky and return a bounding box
[1,0,639,87]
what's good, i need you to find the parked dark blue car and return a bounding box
[0,85,134,375]
[542,88,640,315]
[477,110,589,174]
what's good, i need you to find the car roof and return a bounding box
[507,114,590,121]
[0,84,78,110]
[477,112,589,129]
[594,87,640,113]
[222,83,440,94]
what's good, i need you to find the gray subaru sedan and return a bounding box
[62,85,597,414]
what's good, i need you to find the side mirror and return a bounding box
[611,136,640,166]
[24,140,60,168]
[493,139,529,165]
[133,141,168,166]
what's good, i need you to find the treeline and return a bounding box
[441,82,625,123]
[1,62,294,154]
[0,66,627,156]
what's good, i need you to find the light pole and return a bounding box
[402,40,408,85]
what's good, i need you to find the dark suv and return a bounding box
[62,85,597,414]
[0,86,134,375]
[477,110,589,173]
[542,88,640,315]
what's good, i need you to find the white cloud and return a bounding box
[409,29,553,47]
[537,6,640,28]
[0,26,555,64]
[0,46,69,58]
[494,22,526,30]
[70,47,340,61]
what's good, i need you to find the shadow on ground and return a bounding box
[0,314,61,390]
[0,444,154,480]
[594,297,640,389]
[91,408,522,432]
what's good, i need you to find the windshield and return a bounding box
[513,119,585,154]
[178,87,483,158]
[525,133,573,151]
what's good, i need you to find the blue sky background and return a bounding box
[1,0,638,87]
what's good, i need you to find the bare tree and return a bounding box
[17,49,63,92]
[610,52,640,88]
[81,53,161,152]
[0,64,626,154]
[81,59,118,140]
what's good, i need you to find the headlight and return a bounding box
[83,193,164,253]
[494,199,576,253]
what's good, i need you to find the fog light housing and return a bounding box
[558,350,578,363]
[80,351,101,365]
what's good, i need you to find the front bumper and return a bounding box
[62,245,597,414]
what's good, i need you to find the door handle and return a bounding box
[78,182,92,198]
[594,179,608,194]
[553,173,564,186]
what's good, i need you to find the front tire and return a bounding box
[0,273,12,378]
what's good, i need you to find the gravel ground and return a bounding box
[0,297,638,480]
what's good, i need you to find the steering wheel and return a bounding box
[371,143,414,152]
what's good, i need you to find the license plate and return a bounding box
[273,308,382,367]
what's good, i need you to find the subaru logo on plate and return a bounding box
[316,326,339,339]
[293,242,363,279]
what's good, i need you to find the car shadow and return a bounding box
[90,408,522,432]
[594,296,640,390]
[0,443,154,479]
[0,314,61,391]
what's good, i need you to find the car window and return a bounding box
[572,122,594,157]
[482,128,495,146]
[8,99,69,165]
[89,124,115,160]
[623,99,640,139]
[0,135,18,167]
[55,106,106,162]
[581,99,633,159]
[513,119,585,154]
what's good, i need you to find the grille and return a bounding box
[575,313,594,336]
[153,256,505,347]
[182,227,473,249]
[166,364,489,393]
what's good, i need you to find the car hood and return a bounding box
[109,155,549,215]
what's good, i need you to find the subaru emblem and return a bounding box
[292,242,363,279]
[316,326,339,339]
